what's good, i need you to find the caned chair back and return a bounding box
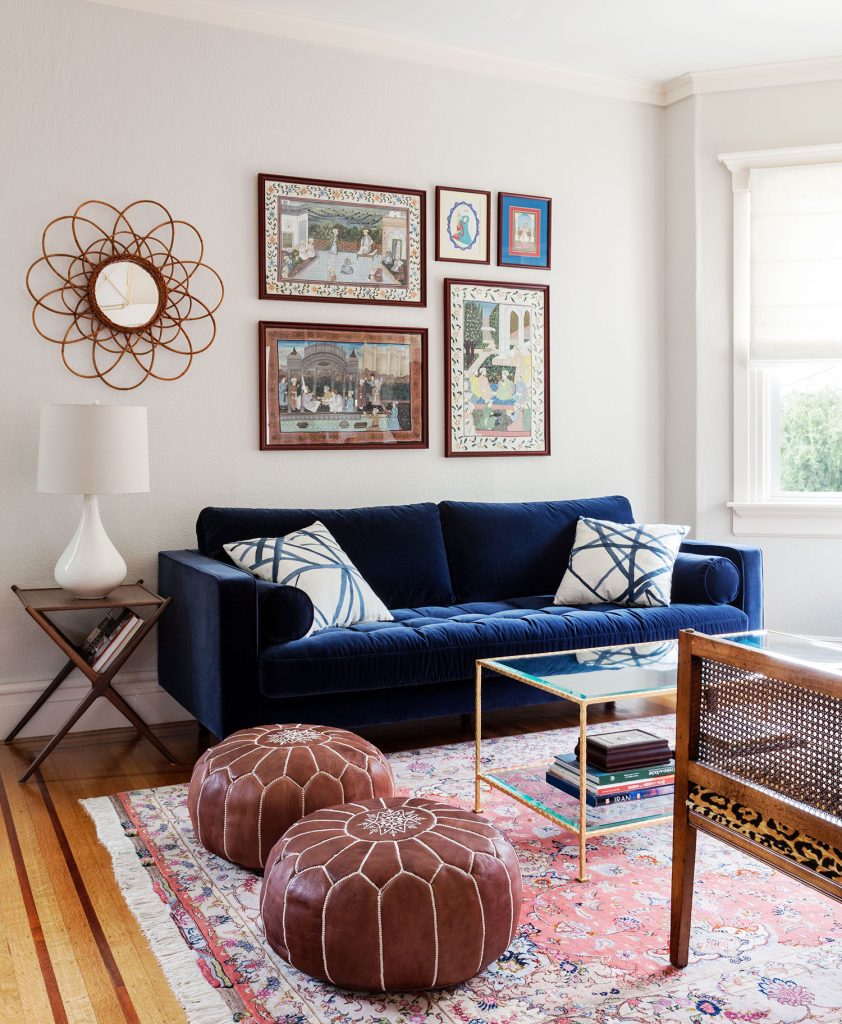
[670,630,842,966]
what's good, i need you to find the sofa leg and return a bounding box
[460,712,474,735]
[197,723,216,750]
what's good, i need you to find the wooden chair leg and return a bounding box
[670,814,698,967]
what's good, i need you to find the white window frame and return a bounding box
[719,143,842,537]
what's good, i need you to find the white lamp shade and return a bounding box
[37,404,149,495]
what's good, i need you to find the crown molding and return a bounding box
[663,55,842,105]
[84,0,665,105]
[83,0,842,108]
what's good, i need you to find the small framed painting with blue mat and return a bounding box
[498,192,552,269]
[435,186,491,265]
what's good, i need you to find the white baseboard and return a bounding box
[0,670,192,740]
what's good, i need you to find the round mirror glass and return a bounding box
[93,259,164,329]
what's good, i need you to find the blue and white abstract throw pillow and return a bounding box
[224,521,393,636]
[554,517,689,608]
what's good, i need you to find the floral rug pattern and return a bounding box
[92,718,842,1024]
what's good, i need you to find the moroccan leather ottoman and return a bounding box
[188,724,394,870]
[260,795,522,991]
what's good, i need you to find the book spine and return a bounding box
[82,610,131,662]
[591,784,675,806]
[550,769,675,795]
[91,616,141,671]
[545,773,674,807]
[554,755,675,785]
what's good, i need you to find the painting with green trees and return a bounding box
[446,280,549,456]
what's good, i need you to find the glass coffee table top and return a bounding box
[481,630,842,703]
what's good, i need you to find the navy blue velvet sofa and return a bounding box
[157,495,763,737]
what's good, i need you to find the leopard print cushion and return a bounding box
[688,785,842,879]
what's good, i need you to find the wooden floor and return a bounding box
[0,695,675,1024]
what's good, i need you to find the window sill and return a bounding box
[728,501,842,537]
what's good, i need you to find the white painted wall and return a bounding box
[0,0,665,735]
[664,81,842,638]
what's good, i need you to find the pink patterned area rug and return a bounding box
[84,718,842,1024]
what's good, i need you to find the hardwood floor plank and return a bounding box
[36,774,143,1024]
[0,775,62,1024]
[1,747,123,1024]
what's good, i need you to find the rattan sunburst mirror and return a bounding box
[26,199,223,390]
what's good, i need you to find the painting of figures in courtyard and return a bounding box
[260,175,425,306]
[260,322,427,450]
[445,280,549,456]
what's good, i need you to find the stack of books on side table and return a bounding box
[546,729,675,807]
[80,609,143,673]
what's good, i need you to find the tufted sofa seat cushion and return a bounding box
[258,596,749,698]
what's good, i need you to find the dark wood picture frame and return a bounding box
[497,191,552,270]
[435,185,492,265]
[444,278,550,458]
[258,174,426,307]
[259,321,428,451]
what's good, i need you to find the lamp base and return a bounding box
[55,494,127,599]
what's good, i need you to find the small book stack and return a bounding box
[80,609,143,672]
[546,729,675,807]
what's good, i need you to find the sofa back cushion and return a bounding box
[197,502,454,608]
[438,495,635,602]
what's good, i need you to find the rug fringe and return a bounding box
[82,795,232,1024]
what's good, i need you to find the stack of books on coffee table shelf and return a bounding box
[546,729,675,807]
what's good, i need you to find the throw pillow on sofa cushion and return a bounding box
[224,521,392,636]
[554,517,689,608]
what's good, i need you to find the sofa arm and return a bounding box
[157,549,260,737]
[679,540,764,630]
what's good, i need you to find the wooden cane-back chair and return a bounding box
[670,629,842,968]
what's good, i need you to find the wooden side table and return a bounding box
[5,580,178,782]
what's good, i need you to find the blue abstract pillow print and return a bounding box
[554,517,689,608]
[224,520,393,636]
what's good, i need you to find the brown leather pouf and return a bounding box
[188,724,394,870]
[260,796,522,991]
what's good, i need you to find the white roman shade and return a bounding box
[750,162,842,362]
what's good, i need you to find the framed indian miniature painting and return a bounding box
[259,174,426,306]
[435,186,491,264]
[497,192,552,269]
[259,321,428,451]
[444,279,549,457]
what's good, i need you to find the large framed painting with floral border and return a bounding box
[435,185,491,264]
[259,174,426,306]
[259,321,428,451]
[497,192,552,270]
[444,279,549,457]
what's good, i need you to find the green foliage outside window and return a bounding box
[780,387,842,493]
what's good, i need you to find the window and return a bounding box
[720,145,842,536]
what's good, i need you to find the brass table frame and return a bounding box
[6,580,178,781]
[473,645,678,882]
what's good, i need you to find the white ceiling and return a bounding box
[220,0,842,84]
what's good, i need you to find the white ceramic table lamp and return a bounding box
[37,403,149,599]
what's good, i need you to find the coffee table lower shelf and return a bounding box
[476,764,673,881]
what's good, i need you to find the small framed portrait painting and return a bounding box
[498,192,551,269]
[444,278,550,457]
[435,186,491,264]
[259,321,428,451]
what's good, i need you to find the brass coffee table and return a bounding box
[474,639,684,882]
